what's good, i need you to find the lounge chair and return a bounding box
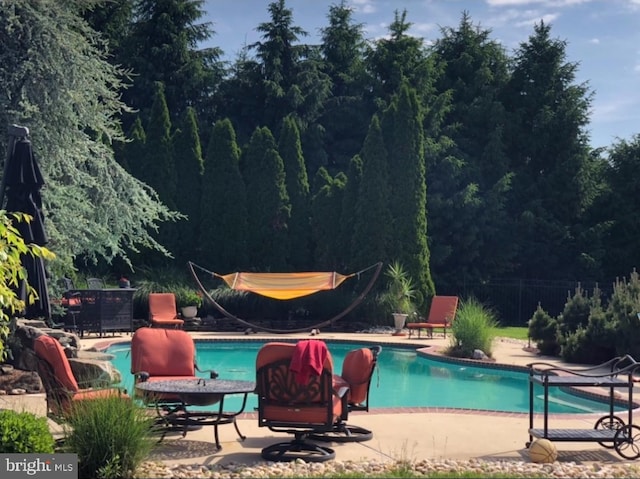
[256,340,348,462]
[313,345,381,442]
[33,335,127,415]
[148,292,184,328]
[406,296,459,338]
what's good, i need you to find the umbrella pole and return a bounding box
[0,124,30,207]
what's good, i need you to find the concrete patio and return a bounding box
[72,330,639,469]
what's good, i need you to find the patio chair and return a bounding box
[33,334,127,416]
[130,327,219,438]
[130,327,218,401]
[312,345,382,442]
[86,277,105,289]
[407,295,459,338]
[256,341,348,462]
[148,292,184,328]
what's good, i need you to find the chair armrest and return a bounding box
[195,364,219,379]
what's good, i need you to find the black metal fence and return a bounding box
[438,278,614,327]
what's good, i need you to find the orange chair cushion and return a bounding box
[148,293,181,322]
[34,335,79,393]
[131,327,195,377]
[73,388,126,402]
[340,348,374,405]
[426,296,458,324]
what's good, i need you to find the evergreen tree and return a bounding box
[121,0,223,124]
[428,12,515,288]
[339,154,363,269]
[319,1,372,173]
[365,9,435,108]
[243,127,291,270]
[121,117,146,179]
[141,82,181,261]
[200,119,248,271]
[351,116,392,270]
[382,83,434,305]
[279,116,311,269]
[502,21,594,280]
[311,168,347,270]
[0,0,178,272]
[173,107,203,263]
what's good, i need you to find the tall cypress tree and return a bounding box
[311,168,347,270]
[279,116,311,269]
[173,107,203,263]
[382,83,434,304]
[339,154,363,269]
[351,115,392,269]
[200,119,248,271]
[502,21,593,280]
[142,82,180,261]
[243,126,291,270]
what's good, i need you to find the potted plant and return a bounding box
[175,288,203,319]
[380,261,419,336]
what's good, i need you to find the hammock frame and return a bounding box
[187,261,383,334]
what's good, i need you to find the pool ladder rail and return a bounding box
[526,354,640,459]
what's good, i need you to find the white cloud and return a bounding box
[589,38,600,44]
[350,0,377,15]
[487,0,591,6]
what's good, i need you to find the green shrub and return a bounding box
[528,304,560,356]
[61,395,156,479]
[0,410,55,453]
[448,297,497,358]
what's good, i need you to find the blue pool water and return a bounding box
[105,340,617,414]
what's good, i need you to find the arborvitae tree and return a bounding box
[351,115,392,270]
[173,107,203,263]
[502,21,594,280]
[338,154,363,270]
[428,12,515,288]
[311,168,347,270]
[121,0,223,125]
[279,116,311,270]
[319,1,372,173]
[142,83,177,208]
[199,119,248,271]
[243,127,291,270]
[141,82,180,261]
[0,0,178,272]
[382,83,434,305]
[117,116,147,181]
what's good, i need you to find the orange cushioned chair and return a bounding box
[256,341,348,462]
[34,335,127,415]
[148,292,184,328]
[131,327,218,401]
[407,295,459,338]
[313,345,381,442]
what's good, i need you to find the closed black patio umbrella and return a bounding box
[0,124,51,320]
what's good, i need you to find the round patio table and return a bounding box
[136,378,255,451]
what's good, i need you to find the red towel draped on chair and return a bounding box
[289,340,328,385]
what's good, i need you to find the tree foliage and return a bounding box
[0,0,178,274]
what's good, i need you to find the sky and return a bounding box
[202,0,640,150]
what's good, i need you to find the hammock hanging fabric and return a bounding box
[217,271,352,300]
[188,261,383,334]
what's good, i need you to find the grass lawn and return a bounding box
[491,326,529,341]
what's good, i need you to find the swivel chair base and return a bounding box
[261,437,335,462]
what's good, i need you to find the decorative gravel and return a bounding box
[133,458,640,478]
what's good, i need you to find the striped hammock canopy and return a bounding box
[216,271,352,300]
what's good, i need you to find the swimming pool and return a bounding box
[105,340,618,414]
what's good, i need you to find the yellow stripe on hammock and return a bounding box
[218,271,352,300]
